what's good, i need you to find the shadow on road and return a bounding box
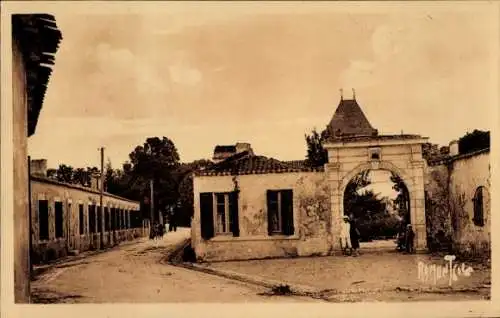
[31,289,84,304]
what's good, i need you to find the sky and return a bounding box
[27,2,498,170]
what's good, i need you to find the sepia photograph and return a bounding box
[1,1,498,317]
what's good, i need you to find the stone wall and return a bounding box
[425,149,490,256]
[192,172,331,262]
[30,177,147,264]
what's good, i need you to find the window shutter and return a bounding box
[267,190,274,235]
[200,193,214,240]
[477,188,484,226]
[229,192,240,237]
[281,190,294,236]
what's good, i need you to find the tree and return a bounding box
[55,164,74,183]
[305,128,328,167]
[129,137,180,179]
[125,137,182,220]
[72,167,88,186]
[343,170,371,219]
[47,168,57,179]
[390,172,410,223]
[458,130,490,155]
[104,160,127,194]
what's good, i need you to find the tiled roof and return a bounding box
[12,14,63,137]
[325,99,378,140]
[30,175,140,205]
[196,153,323,176]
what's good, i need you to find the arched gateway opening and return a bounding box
[343,168,411,251]
[324,135,428,252]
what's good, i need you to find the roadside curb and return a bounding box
[165,240,490,299]
[177,262,318,293]
[164,240,322,296]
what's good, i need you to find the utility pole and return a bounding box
[99,147,104,250]
[150,179,154,224]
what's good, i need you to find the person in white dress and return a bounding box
[340,215,352,255]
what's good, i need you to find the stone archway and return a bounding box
[324,135,428,251]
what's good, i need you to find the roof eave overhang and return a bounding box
[324,136,430,149]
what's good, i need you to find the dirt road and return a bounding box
[31,229,315,303]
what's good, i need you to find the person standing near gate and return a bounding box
[405,224,415,254]
[340,215,352,255]
[349,213,361,257]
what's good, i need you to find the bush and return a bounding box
[271,284,293,295]
[453,241,490,261]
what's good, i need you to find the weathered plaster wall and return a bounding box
[192,172,331,262]
[424,151,490,255]
[30,179,145,264]
[424,163,453,251]
[449,152,490,251]
[13,38,31,302]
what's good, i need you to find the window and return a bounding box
[97,207,103,233]
[200,192,239,240]
[110,208,115,231]
[473,186,485,226]
[105,207,110,231]
[89,205,96,234]
[266,190,294,236]
[130,211,136,228]
[79,204,85,235]
[117,209,121,229]
[216,194,228,233]
[120,210,125,229]
[369,148,381,161]
[38,200,49,241]
[55,201,64,238]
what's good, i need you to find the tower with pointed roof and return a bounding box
[324,90,378,140]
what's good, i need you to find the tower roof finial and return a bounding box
[352,88,356,100]
[340,88,343,101]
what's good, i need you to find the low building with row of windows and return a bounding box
[29,160,149,264]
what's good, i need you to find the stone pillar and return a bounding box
[411,161,427,251]
[13,38,31,303]
[325,163,342,252]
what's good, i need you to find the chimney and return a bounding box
[235,142,254,155]
[30,159,47,177]
[449,140,459,156]
[90,172,101,191]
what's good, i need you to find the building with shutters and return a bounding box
[29,159,148,264]
[191,93,491,262]
[192,153,326,262]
